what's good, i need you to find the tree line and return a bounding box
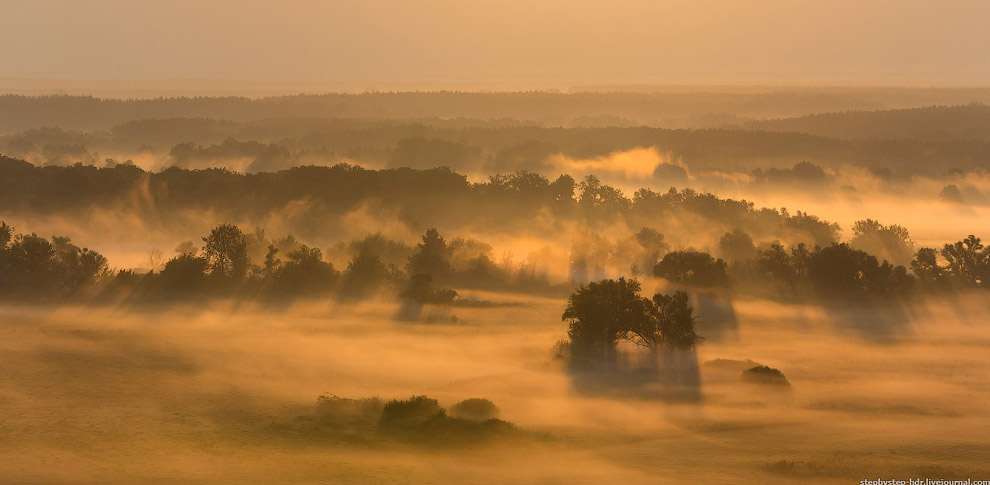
[0,156,841,247]
[3,215,986,306]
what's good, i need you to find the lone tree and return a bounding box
[562,278,700,360]
[563,278,650,358]
[202,223,249,279]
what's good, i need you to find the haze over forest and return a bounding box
[1,1,989,484]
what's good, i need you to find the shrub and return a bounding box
[315,395,383,425]
[742,365,790,386]
[379,395,444,426]
[449,398,500,421]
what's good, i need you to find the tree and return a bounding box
[272,245,338,295]
[849,219,914,266]
[406,228,453,282]
[634,227,669,273]
[807,243,913,300]
[146,248,165,273]
[940,235,989,288]
[653,251,729,288]
[562,278,651,358]
[157,254,209,294]
[202,223,249,279]
[757,242,798,292]
[562,279,702,361]
[262,244,281,279]
[718,228,756,263]
[650,291,701,350]
[625,290,700,350]
[175,240,197,256]
[578,175,630,220]
[910,247,944,289]
[4,234,59,294]
[340,247,393,299]
[0,221,11,249]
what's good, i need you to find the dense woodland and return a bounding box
[1,201,986,306]
[6,89,990,133]
[2,94,990,177]
[0,155,846,242]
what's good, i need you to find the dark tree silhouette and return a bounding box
[650,291,702,350]
[272,245,338,295]
[718,228,756,263]
[757,243,798,291]
[340,247,394,299]
[202,223,249,279]
[562,279,702,363]
[0,223,108,297]
[807,243,913,300]
[940,235,989,288]
[0,221,11,249]
[406,228,453,282]
[910,247,945,289]
[654,251,729,288]
[157,254,209,294]
[562,278,652,358]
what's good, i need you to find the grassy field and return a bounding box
[1,293,988,483]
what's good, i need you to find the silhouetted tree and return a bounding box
[175,240,197,256]
[910,247,945,290]
[627,290,700,350]
[0,221,11,249]
[718,228,756,263]
[651,291,702,350]
[157,254,209,294]
[754,242,810,297]
[807,243,913,300]
[634,227,669,274]
[262,244,281,279]
[578,175,630,221]
[849,219,914,266]
[272,245,338,295]
[406,228,453,282]
[940,235,989,288]
[654,251,729,288]
[562,278,651,358]
[202,223,249,279]
[340,247,394,299]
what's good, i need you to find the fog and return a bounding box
[2,40,989,481]
[2,292,988,483]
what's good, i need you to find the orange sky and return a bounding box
[1,0,988,89]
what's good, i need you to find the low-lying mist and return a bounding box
[2,292,988,483]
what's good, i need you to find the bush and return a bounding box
[449,398,500,421]
[418,414,515,445]
[742,365,790,386]
[379,395,444,426]
[315,395,383,425]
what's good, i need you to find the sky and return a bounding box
[1,0,989,90]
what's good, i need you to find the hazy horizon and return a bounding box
[3,0,990,92]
